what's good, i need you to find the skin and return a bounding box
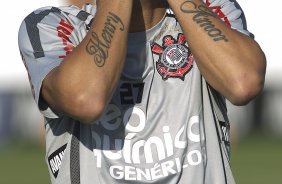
[43,0,266,123]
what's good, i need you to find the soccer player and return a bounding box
[18,0,266,183]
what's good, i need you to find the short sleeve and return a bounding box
[205,0,254,38]
[18,7,76,118]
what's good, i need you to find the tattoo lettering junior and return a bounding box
[180,1,228,42]
[86,12,125,67]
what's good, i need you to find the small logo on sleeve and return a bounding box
[48,144,67,178]
[151,33,193,80]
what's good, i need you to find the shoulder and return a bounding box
[18,4,96,53]
[18,6,68,57]
[20,5,86,30]
[23,6,65,26]
[18,6,72,42]
[19,4,96,33]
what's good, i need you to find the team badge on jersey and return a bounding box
[151,33,193,80]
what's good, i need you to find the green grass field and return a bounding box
[0,133,281,184]
[231,133,282,184]
[0,142,49,184]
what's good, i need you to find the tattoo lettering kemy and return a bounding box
[180,1,228,42]
[86,12,125,67]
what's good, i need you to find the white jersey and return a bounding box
[18,1,251,183]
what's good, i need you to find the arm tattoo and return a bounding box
[180,1,228,42]
[86,12,125,67]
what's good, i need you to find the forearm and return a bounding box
[43,1,133,122]
[167,0,266,105]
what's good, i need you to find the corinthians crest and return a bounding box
[151,33,193,80]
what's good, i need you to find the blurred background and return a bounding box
[0,0,281,183]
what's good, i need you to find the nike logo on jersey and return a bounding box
[48,144,67,178]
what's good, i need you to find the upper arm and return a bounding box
[18,7,76,118]
[205,0,253,37]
